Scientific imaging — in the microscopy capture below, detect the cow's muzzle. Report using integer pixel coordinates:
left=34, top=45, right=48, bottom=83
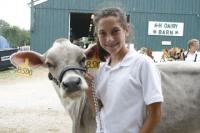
left=48, top=65, right=87, bottom=88
left=62, top=76, right=81, bottom=92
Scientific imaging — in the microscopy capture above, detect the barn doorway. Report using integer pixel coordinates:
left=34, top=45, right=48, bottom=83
left=70, top=13, right=94, bottom=48
left=69, top=12, right=129, bottom=48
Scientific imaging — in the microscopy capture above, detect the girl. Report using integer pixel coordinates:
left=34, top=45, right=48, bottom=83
left=85, top=7, right=163, bottom=133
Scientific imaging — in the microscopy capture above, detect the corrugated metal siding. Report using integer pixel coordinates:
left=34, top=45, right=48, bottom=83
left=31, top=1, right=69, bottom=53
left=120, top=0, right=200, bottom=14
left=131, top=12, right=199, bottom=50
left=31, top=0, right=200, bottom=52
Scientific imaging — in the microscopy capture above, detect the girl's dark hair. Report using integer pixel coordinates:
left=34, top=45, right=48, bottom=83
left=96, top=39, right=110, bottom=61
left=93, top=7, right=128, bottom=32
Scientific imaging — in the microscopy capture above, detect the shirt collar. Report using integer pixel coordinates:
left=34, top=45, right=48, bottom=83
left=104, top=49, right=139, bottom=70
left=120, top=49, right=140, bottom=67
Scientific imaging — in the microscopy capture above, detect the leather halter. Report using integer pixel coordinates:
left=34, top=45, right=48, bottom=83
left=48, top=65, right=87, bottom=87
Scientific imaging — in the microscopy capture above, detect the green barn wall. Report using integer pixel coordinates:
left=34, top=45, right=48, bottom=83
left=131, top=12, right=199, bottom=50
left=31, top=0, right=200, bottom=53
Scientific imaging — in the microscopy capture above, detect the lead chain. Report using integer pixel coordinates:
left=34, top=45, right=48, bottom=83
left=91, top=80, right=104, bottom=133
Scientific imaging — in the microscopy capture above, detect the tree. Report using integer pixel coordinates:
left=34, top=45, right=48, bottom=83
left=0, top=19, right=10, bottom=34
left=0, top=19, right=10, bottom=28
left=0, top=19, right=30, bottom=48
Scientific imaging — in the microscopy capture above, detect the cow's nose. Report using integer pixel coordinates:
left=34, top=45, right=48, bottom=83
left=62, top=77, right=81, bottom=92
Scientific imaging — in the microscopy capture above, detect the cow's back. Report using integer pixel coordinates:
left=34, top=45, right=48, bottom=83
left=156, top=62, right=200, bottom=133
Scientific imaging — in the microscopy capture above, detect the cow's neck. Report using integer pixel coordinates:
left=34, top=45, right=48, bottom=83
left=65, top=93, right=96, bottom=133
left=53, top=84, right=96, bottom=133
left=61, top=93, right=86, bottom=133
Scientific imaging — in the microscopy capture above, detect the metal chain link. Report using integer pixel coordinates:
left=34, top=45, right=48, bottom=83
left=91, top=80, right=104, bottom=133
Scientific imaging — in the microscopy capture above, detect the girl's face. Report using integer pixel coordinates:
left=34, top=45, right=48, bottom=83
left=96, top=16, right=129, bottom=55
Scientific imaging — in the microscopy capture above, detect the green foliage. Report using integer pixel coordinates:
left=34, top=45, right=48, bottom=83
left=0, top=19, right=10, bottom=28
left=0, top=19, right=30, bottom=48
left=0, top=19, right=10, bottom=34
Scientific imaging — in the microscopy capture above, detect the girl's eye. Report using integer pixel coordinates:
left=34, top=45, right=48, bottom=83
left=112, top=29, right=120, bottom=34
left=98, top=31, right=106, bottom=37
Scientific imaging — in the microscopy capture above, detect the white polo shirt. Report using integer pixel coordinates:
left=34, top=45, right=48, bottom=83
left=95, top=49, right=163, bottom=133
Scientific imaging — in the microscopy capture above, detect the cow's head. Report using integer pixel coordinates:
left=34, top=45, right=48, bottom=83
left=169, top=47, right=185, bottom=60
left=10, top=38, right=98, bottom=99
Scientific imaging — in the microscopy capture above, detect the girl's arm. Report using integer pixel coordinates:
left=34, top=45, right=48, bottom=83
left=140, top=102, right=162, bottom=133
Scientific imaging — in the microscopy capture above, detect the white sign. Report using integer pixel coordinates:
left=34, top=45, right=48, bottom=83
left=148, top=21, right=184, bottom=36
left=162, top=41, right=172, bottom=46
left=1, top=56, right=10, bottom=61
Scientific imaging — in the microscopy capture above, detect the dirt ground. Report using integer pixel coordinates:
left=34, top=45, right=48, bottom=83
left=0, top=67, right=72, bottom=133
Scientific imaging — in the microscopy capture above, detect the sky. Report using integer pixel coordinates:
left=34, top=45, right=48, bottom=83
left=0, top=0, right=31, bottom=30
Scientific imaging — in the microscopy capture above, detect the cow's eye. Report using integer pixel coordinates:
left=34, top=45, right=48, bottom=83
left=46, top=62, right=53, bottom=68
left=80, top=57, right=86, bottom=66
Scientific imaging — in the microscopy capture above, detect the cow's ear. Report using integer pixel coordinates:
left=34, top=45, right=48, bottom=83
left=10, top=51, right=45, bottom=68
left=84, top=43, right=98, bottom=59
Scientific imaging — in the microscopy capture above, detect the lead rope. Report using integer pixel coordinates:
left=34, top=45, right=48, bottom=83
left=91, top=80, right=104, bottom=133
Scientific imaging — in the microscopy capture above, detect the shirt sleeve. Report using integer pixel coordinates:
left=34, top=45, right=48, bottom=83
left=139, top=56, right=164, bottom=105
